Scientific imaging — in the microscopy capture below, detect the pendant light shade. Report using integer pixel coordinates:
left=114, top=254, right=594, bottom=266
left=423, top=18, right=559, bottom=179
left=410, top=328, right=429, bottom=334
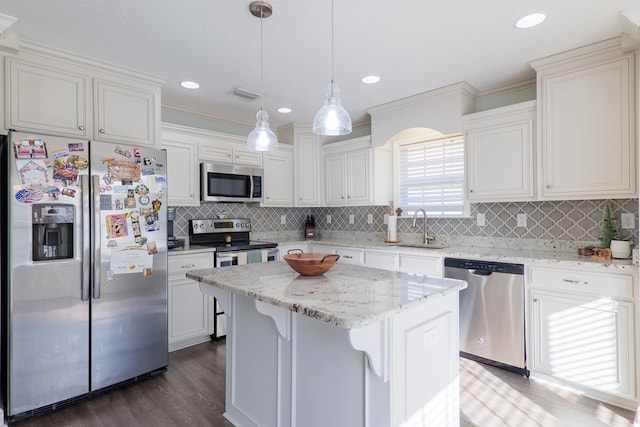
left=247, top=1, right=278, bottom=151
left=313, top=0, right=352, bottom=136
left=247, top=109, right=278, bottom=151
left=313, top=81, right=351, bottom=136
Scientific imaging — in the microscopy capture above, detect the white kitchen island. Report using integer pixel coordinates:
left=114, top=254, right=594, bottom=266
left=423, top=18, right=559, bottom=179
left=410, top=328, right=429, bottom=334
left=186, top=262, right=467, bottom=427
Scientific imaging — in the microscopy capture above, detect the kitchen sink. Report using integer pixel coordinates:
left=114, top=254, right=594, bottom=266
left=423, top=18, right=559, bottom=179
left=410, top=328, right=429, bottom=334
left=393, top=243, right=448, bottom=249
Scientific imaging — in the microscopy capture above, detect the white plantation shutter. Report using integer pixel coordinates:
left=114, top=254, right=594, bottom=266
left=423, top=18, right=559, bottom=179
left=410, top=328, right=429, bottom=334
left=398, top=134, right=466, bottom=217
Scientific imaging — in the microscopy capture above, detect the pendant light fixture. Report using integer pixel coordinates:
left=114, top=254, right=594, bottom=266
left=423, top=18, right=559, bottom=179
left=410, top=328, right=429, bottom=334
left=313, top=0, right=352, bottom=136
left=247, top=1, right=278, bottom=151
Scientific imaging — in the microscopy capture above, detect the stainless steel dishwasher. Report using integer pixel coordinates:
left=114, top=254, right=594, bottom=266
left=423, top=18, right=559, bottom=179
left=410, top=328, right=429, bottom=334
left=444, top=257, right=528, bottom=376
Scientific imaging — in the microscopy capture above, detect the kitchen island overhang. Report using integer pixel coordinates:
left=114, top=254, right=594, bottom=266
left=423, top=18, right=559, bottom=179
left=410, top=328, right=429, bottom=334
left=187, top=262, right=467, bottom=427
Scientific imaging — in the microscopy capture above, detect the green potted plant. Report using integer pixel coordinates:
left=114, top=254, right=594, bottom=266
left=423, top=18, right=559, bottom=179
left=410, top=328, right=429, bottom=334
left=599, top=204, right=620, bottom=248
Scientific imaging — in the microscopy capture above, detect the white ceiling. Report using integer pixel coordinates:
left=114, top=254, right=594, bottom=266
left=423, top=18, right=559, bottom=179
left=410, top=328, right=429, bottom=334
left=0, top=0, right=638, bottom=131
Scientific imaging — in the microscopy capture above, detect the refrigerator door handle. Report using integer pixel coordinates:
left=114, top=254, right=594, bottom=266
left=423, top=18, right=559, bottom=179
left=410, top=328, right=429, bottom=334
left=81, top=175, right=91, bottom=301
left=92, top=175, right=101, bottom=299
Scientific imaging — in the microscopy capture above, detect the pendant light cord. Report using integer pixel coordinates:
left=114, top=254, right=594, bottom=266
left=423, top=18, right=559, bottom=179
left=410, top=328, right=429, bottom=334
left=260, top=8, right=265, bottom=111
left=330, top=0, right=335, bottom=84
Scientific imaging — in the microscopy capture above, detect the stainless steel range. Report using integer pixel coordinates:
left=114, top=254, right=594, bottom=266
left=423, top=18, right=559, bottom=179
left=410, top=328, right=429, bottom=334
left=189, top=218, right=278, bottom=338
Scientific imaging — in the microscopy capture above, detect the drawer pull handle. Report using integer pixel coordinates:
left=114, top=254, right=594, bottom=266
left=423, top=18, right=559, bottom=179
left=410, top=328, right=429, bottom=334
left=562, top=278, right=588, bottom=285
left=343, top=255, right=353, bottom=259
left=181, top=263, right=196, bottom=269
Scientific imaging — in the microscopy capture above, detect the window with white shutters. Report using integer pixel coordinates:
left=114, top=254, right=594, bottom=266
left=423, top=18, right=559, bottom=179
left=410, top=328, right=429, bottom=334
left=396, top=134, right=467, bottom=217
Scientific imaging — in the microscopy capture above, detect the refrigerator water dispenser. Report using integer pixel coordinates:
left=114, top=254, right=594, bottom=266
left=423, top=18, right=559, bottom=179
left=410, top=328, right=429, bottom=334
left=32, top=203, right=74, bottom=261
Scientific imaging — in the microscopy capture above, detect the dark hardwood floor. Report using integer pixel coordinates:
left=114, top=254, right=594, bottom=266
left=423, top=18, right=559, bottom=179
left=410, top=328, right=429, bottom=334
left=11, top=341, right=233, bottom=427
left=10, top=340, right=637, bottom=427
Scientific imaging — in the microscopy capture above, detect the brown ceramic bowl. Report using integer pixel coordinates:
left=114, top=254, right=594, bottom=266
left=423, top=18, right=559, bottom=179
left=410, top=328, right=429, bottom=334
left=283, top=251, right=340, bottom=276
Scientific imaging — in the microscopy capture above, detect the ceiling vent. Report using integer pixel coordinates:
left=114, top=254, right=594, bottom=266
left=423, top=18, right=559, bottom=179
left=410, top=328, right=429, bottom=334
left=230, top=87, right=261, bottom=101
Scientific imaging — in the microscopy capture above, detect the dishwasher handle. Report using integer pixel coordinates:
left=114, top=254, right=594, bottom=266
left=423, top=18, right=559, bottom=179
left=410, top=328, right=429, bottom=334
left=471, top=269, right=493, bottom=276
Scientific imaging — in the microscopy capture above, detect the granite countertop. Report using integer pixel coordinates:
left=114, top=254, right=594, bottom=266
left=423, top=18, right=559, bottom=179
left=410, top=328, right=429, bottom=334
left=186, top=262, right=467, bottom=329
left=297, top=239, right=638, bottom=272
left=171, top=238, right=638, bottom=272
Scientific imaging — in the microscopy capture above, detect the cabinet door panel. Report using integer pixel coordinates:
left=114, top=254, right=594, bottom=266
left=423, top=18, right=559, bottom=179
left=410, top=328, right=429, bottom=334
left=162, top=139, right=198, bottom=206
left=365, top=251, right=397, bottom=271
left=200, top=144, right=233, bottom=162
left=536, top=51, right=635, bottom=199
left=335, top=248, right=364, bottom=265
left=398, top=254, right=443, bottom=277
left=347, top=149, right=371, bottom=205
left=233, top=148, right=262, bottom=167
left=169, top=278, right=211, bottom=343
left=95, top=80, right=157, bottom=146
left=467, top=123, right=533, bottom=201
left=531, top=290, right=634, bottom=397
left=263, top=151, right=293, bottom=206
left=8, top=60, right=89, bottom=137
left=294, top=132, right=322, bottom=206
left=325, top=153, right=346, bottom=205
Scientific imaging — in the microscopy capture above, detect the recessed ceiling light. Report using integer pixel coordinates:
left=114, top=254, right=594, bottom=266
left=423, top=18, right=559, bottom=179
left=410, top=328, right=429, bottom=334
left=180, top=81, right=200, bottom=89
left=515, top=13, right=546, bottom=29
left=277, top=107, right=292, bottom=114
left=361, top=75, right=381, bottom=84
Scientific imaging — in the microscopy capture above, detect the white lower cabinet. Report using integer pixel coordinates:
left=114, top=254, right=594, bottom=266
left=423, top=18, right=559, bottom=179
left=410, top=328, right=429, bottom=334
left=527, top=266, right=638, bottom=409
left=335, top=247, right=365, bottom=265
left=398, top=253, right=443, bottom=277
left=278, top=243, right=308, bottom=258
left=308, top=244, right=366, bottom=266
left=365, top=250, right=398, bottom=271
left=168, top=252, right=214, bottom=351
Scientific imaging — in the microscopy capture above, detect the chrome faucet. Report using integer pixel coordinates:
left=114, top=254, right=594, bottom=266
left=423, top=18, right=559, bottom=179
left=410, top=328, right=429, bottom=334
left=412, top=209, right=435, bottom=245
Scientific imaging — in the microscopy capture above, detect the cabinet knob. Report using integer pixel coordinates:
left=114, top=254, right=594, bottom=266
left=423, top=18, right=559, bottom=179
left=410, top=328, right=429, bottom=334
left=546, top=185, right=551, bottom=189
left=341, top=195, right=344, bottom=199
left=78, top=125, right=85, bottom=131
left=99, top=129, right=106, bottom=134
left=266, top=196, right=270, bottom=199
left=469, top=189, right=474, bottom=193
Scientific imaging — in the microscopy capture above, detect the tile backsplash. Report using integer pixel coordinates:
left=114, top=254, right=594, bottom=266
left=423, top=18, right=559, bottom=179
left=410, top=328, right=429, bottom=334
left=172, top=199, right=638, bottom=252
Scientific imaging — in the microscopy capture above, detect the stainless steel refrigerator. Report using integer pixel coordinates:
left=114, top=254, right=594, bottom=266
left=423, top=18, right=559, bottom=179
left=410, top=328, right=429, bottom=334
left=3, top=131, right=168, bottom=420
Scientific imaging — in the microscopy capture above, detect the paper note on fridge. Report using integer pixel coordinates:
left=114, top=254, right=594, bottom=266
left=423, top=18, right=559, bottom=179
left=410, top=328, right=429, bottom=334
left=110, top=246, right=153, bottom=274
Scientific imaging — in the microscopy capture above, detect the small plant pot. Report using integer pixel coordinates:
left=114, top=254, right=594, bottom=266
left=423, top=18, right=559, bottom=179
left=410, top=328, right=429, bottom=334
left=610, top=240, right=632, bottom=259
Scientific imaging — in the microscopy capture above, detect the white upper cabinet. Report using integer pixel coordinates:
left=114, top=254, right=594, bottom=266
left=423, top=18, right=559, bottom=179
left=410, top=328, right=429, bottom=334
left=7, top=58, right=90, bottom=138
left=161, top=124, right=200, bottom=206
left=325, top=149, right=371, bottom=205
left=262, top=147, right=293, bottom=207
left=323, top=136, right=392, bottom=206
left=5, top=46, right=163, bottom=146
left=463, top=101, right=536, bottom=202
left=199, top=135, right=263, bottom=167
left=531, top=37, right=636, bottom=200
left=324, top=152, right=347, bottom=205
left=93, top=77, right=160, bottom=146
left=293, top=126, right=323, bottom=207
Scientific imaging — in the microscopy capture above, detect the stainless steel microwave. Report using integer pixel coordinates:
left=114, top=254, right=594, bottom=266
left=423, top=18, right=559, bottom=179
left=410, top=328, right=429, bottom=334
left=200, top=162, right=263, bottom=203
